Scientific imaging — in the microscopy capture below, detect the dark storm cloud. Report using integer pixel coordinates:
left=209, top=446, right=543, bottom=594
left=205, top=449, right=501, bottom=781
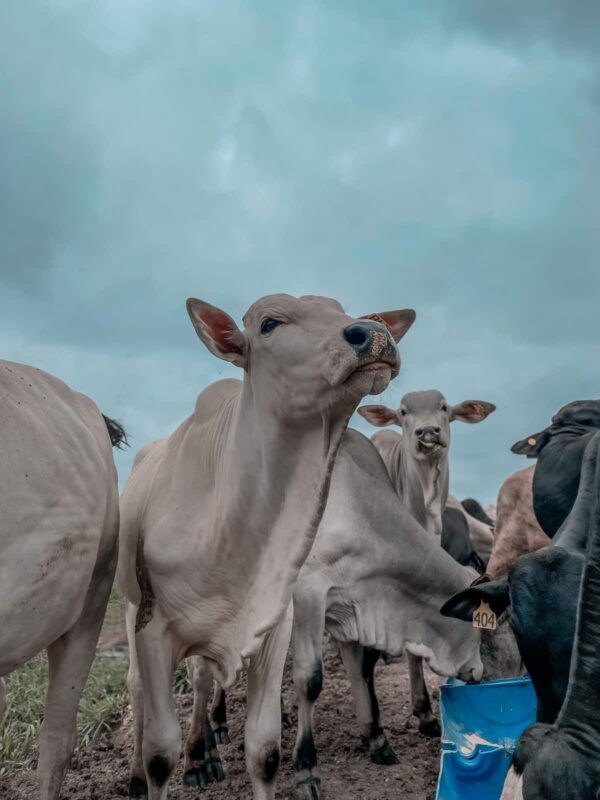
left=1, top=0, right=598, bottom=499
left=445, top=0, right=600, bottom=55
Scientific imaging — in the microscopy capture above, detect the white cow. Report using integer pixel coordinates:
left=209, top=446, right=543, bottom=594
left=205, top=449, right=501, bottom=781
left=288, top=428, right=506, bottom=799
left=357, top=390, right=495, bottom=736
left=0, top=361, right=123, bottom=799
left=118, top=295, right=415, bottom=800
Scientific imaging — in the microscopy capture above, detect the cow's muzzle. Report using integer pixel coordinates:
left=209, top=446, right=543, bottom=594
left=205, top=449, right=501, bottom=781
left=343, top=321, right=398, bottom=371
left=416, top=426, right=446, bottom=454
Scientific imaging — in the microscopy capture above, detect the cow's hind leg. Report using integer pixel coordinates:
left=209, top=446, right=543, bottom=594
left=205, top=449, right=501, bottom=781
left=210, top=684, right=231, bottom=744
left=407, top=653, right=440, bottom=737
left=183, top=656, right=225, bottom=788
left=126, top=603, right=148, bottom=798
left=37, top=535, right=117, bottom=800
left=291, top=600, right=326, bottom=800
left=0, top=677, right=6, bottom=721
left=245, top=607, right=293, bottom=800
left=339, top=643, right=399, bottom=764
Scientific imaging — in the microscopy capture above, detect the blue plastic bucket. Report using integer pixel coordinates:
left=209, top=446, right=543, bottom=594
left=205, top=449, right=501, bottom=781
left=435, top=676, right=537, bottom=800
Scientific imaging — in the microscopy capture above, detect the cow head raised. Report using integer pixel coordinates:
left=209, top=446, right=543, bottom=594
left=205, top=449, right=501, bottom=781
left=186, top=295, right=415, bottom=422
left=512, top=399, right=600, bottom=458
left=358, top=390, right=496, bottom=461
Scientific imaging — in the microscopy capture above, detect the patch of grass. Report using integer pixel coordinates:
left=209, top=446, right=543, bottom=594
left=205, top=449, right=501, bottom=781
left=0, top=587, right=193, bottom=782
left=0, top=597, right=129, bottom=785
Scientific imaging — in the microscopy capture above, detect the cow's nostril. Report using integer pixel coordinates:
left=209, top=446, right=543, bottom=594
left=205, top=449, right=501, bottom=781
left=433, top=426, right=441, bottom=434
left=415, top=427, right=424, bottom=437
left=344, top=324, right=369, bottom=349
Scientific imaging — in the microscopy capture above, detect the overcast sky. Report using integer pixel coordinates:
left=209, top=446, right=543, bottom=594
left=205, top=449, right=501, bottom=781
left=2, top=1, right=599, bottom=503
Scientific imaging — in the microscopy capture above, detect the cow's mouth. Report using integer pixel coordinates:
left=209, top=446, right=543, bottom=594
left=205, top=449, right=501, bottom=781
left=417, top=440, right=446, bottom=455
left=355, top=360, right=393, bottom=373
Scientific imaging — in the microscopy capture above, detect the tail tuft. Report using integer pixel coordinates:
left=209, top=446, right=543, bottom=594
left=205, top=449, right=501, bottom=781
left=102, top=414, right=129, bottom=449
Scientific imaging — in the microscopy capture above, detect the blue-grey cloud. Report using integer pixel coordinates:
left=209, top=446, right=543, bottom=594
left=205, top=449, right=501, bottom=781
left=1, top=1, right=598, bottom=502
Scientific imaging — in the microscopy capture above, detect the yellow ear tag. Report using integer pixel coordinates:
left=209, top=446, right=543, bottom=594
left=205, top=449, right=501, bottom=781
left=473, top=601, right=497, bottom=630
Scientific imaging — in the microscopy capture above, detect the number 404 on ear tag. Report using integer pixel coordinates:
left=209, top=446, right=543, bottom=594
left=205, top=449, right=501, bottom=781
left=473, top=601, right=497, bottom=630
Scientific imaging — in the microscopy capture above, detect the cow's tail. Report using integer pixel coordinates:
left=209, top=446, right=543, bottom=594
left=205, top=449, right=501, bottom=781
left=102, top=414, right=129, bottom=449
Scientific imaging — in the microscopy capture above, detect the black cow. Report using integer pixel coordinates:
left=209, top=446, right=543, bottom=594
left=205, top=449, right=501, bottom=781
left=512, top=399, right=600, bottom=538
left=441, top=506, right=487, bottom=573
left=511, top=431, right=600, bottom=800
left=441, top=431, right=600, bottom=730
left=461, top=497, right=495, bottom=528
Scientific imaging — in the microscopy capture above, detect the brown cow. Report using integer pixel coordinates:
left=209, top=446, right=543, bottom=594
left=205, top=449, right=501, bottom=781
left=487, top=466, right=550, bottom=580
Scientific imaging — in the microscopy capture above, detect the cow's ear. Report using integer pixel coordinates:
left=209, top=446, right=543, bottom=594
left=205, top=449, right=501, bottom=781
left=511, top=429, right=551, bottom=457
left=440, top=581, right=510, bottom=622
left=186, top=299, right=247, bottom=368
left=358, top=405, right=400, bottom=428
left=450, top=400, right=496, bottom=424
left=361, top=309, right=416, bottom=343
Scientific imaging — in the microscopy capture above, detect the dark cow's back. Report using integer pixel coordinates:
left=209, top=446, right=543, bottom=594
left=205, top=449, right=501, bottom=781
left=441, top=506, right=486, bottom=573
left=461, top=497, right=494, bottom=528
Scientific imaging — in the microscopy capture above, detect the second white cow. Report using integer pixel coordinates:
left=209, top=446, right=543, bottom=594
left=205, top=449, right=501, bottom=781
left=118, top=294, right=415, bottom=800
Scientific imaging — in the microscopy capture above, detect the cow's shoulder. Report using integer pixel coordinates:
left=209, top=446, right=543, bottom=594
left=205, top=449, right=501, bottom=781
left=193, top=379, right=242, bottom=425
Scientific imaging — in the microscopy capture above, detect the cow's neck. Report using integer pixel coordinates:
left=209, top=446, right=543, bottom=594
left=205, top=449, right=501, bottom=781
left=395, top=446, right=449, bottom=535
left=557, top=432, right=600, bottom=751
left=320, top=451, right=476, bottom=672
left=216, top=381, right=351, bottom=658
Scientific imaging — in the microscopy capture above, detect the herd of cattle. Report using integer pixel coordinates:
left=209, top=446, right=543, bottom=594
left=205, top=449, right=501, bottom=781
left=1, top=293, right=599, bottom=800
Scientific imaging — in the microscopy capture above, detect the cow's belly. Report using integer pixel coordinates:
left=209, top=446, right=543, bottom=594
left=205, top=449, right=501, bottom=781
left=0, top=500, right=106, bottom=675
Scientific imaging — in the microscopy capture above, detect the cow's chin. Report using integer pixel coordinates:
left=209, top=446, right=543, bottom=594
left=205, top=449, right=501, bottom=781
left=344, top=362, right=394, bottom=397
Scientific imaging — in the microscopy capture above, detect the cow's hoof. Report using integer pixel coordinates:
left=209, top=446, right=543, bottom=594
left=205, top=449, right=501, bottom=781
left=418, top=717, right=441, bottom=738
left=282, top=710, right=294, bottom=729
left=206, top=755, right=226, bottom=782
left=370, top=740, right=399, bottom=765
left=213, top=725, right=230, bottom=745
left=294, top=775, right=323, bottom=800
left=183, top=769, right=203, bottom=789
left=183, top=757, right=226, bottom=789
left=128, top=775, right=148, bottom=798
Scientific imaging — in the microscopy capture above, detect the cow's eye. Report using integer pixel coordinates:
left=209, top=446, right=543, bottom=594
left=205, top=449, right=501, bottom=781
left=401, top=409, right=407, bottom=416
left=260, top=318, right=281, bottom=335
left=442, top=404, right=448, bottom=412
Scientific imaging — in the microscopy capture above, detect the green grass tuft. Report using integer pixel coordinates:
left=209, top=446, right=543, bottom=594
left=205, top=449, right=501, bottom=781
left=0, top=654, right=128, bottom=781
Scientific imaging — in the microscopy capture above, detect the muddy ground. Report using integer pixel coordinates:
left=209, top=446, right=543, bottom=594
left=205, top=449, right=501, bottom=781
left=1, top=637, right=442, bottom=800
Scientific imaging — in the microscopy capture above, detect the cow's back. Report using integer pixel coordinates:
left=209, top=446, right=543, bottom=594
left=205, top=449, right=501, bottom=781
left=487, top=466, right=549, bottom=579
left=0, top=361, right=118, bottom=672
left=117, top=379, right=241, bottom=603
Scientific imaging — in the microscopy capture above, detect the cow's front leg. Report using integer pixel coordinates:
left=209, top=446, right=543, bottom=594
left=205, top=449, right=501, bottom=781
left=183, top=656, right=225, bottom=788
left=210, top=684, right=231, bottom=744
left=339, top=643, right=399, bottom=764
left=135, top=616, right=182, bottom=800
left=407, top=653, right=440, bottom=737
left=245, top=607, right=293, bottom=800
left=291, top=596, right=326, bottom=800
